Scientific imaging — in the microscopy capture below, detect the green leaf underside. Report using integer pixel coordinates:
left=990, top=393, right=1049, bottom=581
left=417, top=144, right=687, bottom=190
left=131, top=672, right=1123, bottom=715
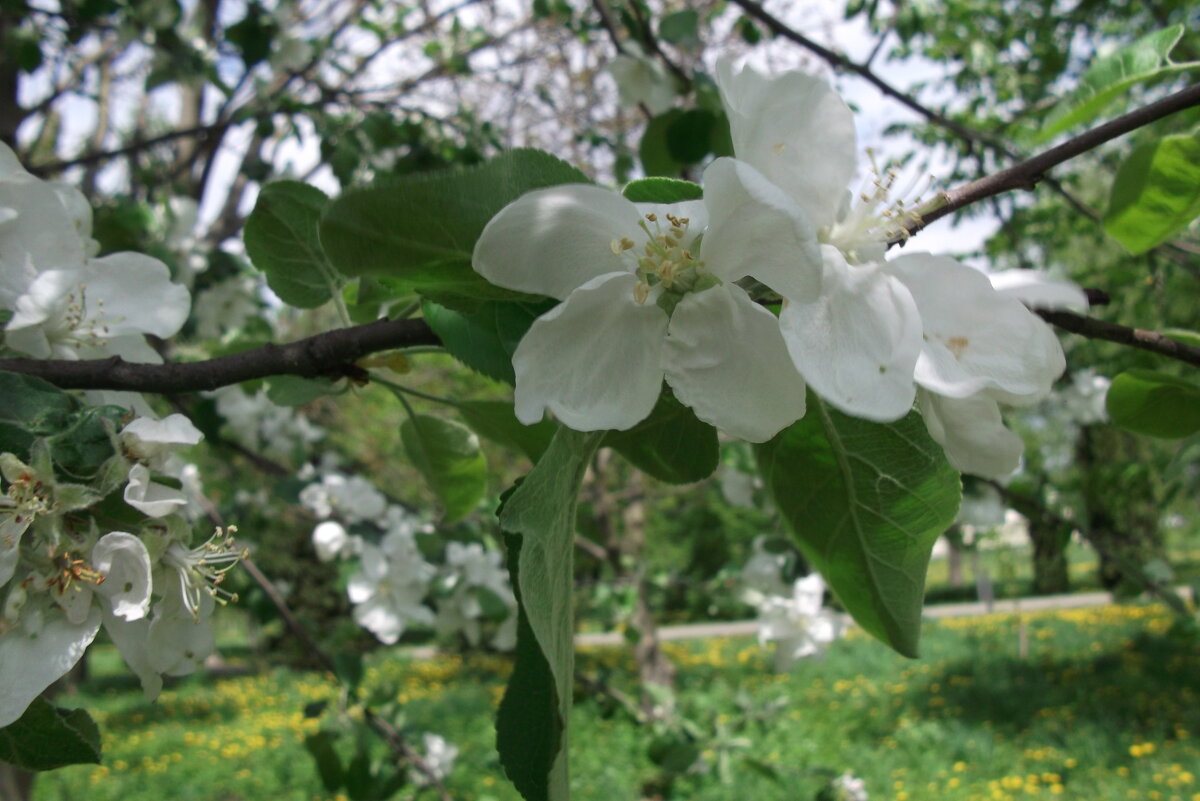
left=1163, top=328, right=1200, bottom=349
left=496, top=532, right=561, bottom=801
left=1033, top=24, right=1190, bottom=144
left=1104, top=130, right=1200, bottom=255
left=754, top=395, right=960, bottom=658
left=456, top=400, right=556, bottom=462
left=639, top=110, right=685, bottom=177
left=496, top=428, right=604, bottom=801
left=243, top=181, right=339, bottom=308
left=319, top=149, right=590, bottom=281
left=304, top=732, right=344, bottom=792
left=422, top=299, right=554, bottom=385
left=604, top=390, right=719, bottom=484
left=266, top=375, right=338, bottom=407
left=399, top=414, right=488, bottom=523
left=622, top=177, right=703, bottom=204
left=0, top=371, right=122, bottom=478
left=1106, top=369, right=1200, bottom=439
left=0, top=698, right=102, bottom=771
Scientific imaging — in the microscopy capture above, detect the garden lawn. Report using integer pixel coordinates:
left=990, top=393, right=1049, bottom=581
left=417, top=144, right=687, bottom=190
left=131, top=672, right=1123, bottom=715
left=33, top=603, right=1200, bottom=801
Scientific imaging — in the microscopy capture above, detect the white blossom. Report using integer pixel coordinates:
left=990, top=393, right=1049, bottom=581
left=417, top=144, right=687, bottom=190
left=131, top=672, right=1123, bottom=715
left=0, top=142, right=191, bottom=362
left=473, top=181, right=809, bottom=441
left=754, top=573, right=845, bottom=671
left=711, top=61, right=923, bottom=421
left=347, top=530, right=435, bottom=645
left=607, top=48, right=676, bottom=114
left=410, top=733, right=459, bottom=787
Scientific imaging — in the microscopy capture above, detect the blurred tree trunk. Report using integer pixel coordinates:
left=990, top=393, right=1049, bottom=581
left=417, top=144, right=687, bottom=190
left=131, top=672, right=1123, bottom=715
left=1078, top=427, right=1166, bottom=593
left=943, top=525, right=965, bottom=588
left=1028, top=517, right=1071, bottom=595
left=0, top=764, right=34, bottom=801
left=587, top=454, right=674, bottom=718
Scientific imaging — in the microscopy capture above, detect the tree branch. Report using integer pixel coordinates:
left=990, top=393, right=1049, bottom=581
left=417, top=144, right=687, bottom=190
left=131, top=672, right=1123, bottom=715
left=0, top=318, right=441, bottom=393
left=897, top=83, right=1200, bottom=241
left=1035, top=309, right=1200, bottom=368
left=26, top=121, right=232, bottom=176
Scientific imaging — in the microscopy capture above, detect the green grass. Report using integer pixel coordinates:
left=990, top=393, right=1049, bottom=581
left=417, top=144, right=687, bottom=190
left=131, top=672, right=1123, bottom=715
left=32, top=602, right=1200, bottom=801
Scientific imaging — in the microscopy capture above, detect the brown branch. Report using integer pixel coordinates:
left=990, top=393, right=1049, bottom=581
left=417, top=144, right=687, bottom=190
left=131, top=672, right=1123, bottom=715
left=1035, top=309, right=1200, bottom=368
left=0, top=318, right=441, bottom=393
left=26, top=122, right=232, bottom=176
left=732, top=0, right=1200, bottom=264
left=898, top=82, right=1200, bottom=241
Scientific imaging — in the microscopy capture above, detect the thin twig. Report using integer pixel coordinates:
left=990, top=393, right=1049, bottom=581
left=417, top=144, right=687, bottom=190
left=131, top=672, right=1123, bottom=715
left=1034, top=309, right=1200, bottom=368
left=897, top=83, right=1200, bottom=241
left=240, top=559, right=454, bottom=801
left=26, top=122, right=232, bottom=176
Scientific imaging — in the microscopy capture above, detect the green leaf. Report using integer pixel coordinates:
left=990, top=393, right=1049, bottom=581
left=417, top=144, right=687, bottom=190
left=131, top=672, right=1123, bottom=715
left=0, top=698, right=101, bottom=771
left=658, top=9, right=699, bottom=48
left=496, top=428, right=604, bottom=801
left=1033, top=25, right=1193, bottom=144
left=639, top=110, right=685, bottom=177
left=1164, top=328, right=1200, bottom=349
left=265, top=375, right=339, bottom=407
left=1106, top=369, right=1200, bottom=439
left=422, top=299, right=554, bottom=384
left=622, top=177, right=703, bottom=203
left=304, top=732, right=344, bottom=792
left=244, top=181, right=341, bottom=308
left=320, top=149, right=589, bottom=283
left=755, top=396, right=960, bottom=657
left=666, top=109, right=718, bottom=164
left=604, top=391, right=719, bottom=484
left=1103, top=130, right=1200, bottom=255
left=496, top=532, right=562, bottom=801
left=0, top=372, right=121, bottom=476
left=400, top=414, right=488, bottom=522
left=457, top=400, right=556, bottom=462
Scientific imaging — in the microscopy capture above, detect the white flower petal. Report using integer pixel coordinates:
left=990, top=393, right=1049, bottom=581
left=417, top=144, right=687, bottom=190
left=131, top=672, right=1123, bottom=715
left=473, top=184, right=640, bottom=300
left=313, top=521, right=349, bottom=562
left=918, top=390, right=1024, bottom=479
left=779, top=246, right=921, bottom=421
left=75, top=252, right=191, bottom=338
left=0, top=515, right=33, bottom=588
left=989, top=270, right=1089, bottom=312
left=93, top=532, right=153, bottom=622
left=124, top=463, right=189, bottom=517
left=101, top=612, right=163, bottom=699
left=146, top=610, right=215, bottom=676
left=888, top=254, right=1066, bottom=400
left=701, top=158, right=821, bottom=300
left=608, top=54, right=676, bottom=114
left=716, top=60, right=857, bottom=230
left=512, top=272, right=667, bottom=431
left=663, top=284, right=806, bottom=442
left=0, top=607, right=101, bottom=727
left=121, top=414, right=204, bottom=463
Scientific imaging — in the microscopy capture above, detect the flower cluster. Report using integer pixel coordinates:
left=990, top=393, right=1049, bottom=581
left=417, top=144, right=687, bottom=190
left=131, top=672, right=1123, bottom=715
left=0, top=143, right=242, bottom=727
left=0, top=415, right=242, bottom=726
left=303, top=467, right=517, bottom=649
left=0, top=143, right=190, bottom=394
left=472, top=63, right=1087, bottom=478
